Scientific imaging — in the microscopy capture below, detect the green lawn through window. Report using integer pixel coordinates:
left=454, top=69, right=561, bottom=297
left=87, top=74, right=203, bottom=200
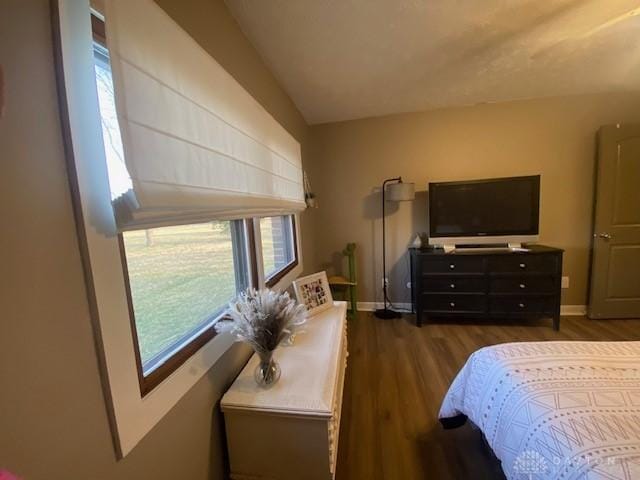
left=123, top=222, right=238, bottom=366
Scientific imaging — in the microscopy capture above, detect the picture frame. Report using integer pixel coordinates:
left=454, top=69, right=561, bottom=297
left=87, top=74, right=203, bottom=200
left=293, top=271, right=333, bottom=317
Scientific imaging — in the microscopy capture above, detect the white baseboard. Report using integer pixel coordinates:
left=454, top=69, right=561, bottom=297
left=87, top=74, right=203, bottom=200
left=355, top=302, right=587, bottom=316
left=560, top=305, right=587, bottom=316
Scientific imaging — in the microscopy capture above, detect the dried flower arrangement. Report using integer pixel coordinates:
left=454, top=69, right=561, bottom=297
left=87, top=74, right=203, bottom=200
left=216, top=288, right=307, bottom=387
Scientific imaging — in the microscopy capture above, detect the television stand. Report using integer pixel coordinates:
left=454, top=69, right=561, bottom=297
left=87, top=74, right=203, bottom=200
left=410, top=244, right=563, bottom=330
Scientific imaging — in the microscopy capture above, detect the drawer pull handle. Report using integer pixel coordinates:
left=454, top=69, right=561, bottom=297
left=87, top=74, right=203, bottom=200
left=519, top=283, right=526, bottom=289
left=519, top=263, right=526, bottom=269
left=518, top=302, right=525, bottom=308
left=449, top=302, right=456, bottom=308
left=450, top=283, right=456, bottom=289
left=449, top=264, right=455, bottom=270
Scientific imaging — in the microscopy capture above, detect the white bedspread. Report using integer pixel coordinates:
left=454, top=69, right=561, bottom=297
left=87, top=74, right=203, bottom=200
left=439, top=341, right=640, bottom=479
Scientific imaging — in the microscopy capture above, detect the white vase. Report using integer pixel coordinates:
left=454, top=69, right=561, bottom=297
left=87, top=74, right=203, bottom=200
left=412, top=234, right=423, bottom=248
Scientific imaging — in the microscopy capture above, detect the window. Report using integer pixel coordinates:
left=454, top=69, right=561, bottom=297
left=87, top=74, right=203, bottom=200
left=92, top=34, right=301, bottom=394
left=93, top=36, right=253, bottom=394
left=94, top=42, right=132, bottom=200
left=121, top=221, right=249, bottom=385
left=261, top=215, right=298, bottom=287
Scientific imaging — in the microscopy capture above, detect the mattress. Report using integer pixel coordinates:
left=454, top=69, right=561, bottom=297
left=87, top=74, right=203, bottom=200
left=439, top=341, right=640, bottom=479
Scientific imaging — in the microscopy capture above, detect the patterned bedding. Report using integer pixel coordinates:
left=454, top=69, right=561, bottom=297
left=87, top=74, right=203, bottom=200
left=439, top=341, right=640, bottom=479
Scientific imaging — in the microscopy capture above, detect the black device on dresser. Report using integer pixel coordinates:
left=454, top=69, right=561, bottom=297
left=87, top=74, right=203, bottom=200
left=410, top=245, right=563, bottom=330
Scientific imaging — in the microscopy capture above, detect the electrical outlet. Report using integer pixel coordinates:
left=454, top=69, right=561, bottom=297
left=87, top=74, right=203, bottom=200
left=562, top=276, right=570, bottom=289
left=382, top=277, right=389, bottom=288
left=406, top=282, right=412, bottom=289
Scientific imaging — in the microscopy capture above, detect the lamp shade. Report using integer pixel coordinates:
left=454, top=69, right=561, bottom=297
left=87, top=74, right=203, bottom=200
left=386, top=182, right=415, bottom=202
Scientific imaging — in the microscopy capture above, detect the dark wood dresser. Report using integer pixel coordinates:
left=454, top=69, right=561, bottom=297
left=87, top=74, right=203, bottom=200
left=410, top=245, right=563, bottom=330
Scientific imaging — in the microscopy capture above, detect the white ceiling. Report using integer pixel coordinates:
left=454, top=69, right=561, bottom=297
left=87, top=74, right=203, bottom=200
left=224, top=0, right=640, bottom=124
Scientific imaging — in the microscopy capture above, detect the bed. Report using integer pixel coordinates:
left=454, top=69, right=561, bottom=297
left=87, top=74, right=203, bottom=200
left=439, top=341, right=640, bottom=479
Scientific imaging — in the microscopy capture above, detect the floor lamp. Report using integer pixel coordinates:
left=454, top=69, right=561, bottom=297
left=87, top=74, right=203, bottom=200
left=375, top=177, right=415, bottom=319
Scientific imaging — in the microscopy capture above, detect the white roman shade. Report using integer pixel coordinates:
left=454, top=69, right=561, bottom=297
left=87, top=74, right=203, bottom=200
left=104, top=0, right=305, bottom=230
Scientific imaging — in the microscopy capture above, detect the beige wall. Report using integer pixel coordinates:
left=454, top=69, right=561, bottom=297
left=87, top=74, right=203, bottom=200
left=0, top=1, right=308, bottom=479
left=308, top=93, right=640, bottom=307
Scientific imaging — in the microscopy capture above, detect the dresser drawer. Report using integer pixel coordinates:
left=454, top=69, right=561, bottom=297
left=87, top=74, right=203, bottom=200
left=489, top=295, right=555, bottom=314
left=488, top=254, right=558, bottom=274
left=423, top=294, right=486, bottom=313
left=490, top=276, right=556, bottom=294
left=421, top=256, right=485, bottom=274
left=422, top=276, right=486, bottom=293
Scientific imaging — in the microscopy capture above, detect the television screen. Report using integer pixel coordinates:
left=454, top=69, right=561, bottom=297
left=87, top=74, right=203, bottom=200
left=429, top=176, right=540, bottom=238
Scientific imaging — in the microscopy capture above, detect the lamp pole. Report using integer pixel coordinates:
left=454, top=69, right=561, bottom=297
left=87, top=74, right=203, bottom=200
left=375, top=177, right=403, bottom=319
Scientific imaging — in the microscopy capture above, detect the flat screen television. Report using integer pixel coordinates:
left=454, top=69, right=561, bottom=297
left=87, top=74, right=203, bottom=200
left=428, top=175, right=540, bottom=248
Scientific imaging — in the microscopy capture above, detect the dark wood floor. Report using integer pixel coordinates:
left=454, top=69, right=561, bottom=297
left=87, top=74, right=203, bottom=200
left=335, top=313, right=640, bottom=480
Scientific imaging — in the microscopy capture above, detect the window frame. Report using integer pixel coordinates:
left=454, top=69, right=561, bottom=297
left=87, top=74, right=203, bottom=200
left=53, top=2, right=304, bottom=458
left=263, top=215, right=299, bottom=288
left=119, top=220, right=252, bottom=396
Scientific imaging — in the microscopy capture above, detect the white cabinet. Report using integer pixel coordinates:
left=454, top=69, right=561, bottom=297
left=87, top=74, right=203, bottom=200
left=221, top=302, right=348, bottom=480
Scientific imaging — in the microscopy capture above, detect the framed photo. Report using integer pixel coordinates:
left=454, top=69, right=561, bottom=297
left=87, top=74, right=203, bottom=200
left=293, top=271, right=333, bottom=317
